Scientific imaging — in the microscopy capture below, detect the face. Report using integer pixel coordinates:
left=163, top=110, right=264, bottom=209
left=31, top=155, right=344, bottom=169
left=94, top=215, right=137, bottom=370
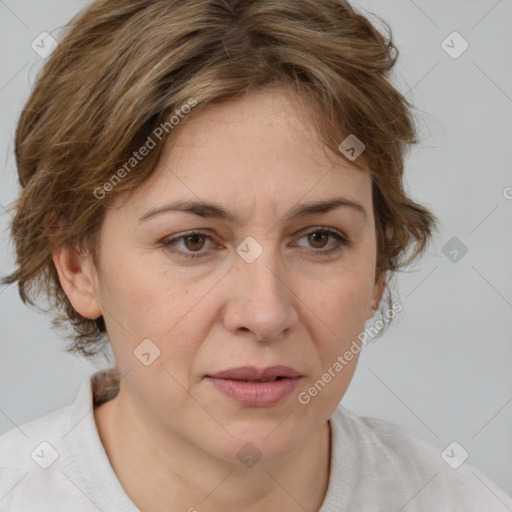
left=64, top=87, right=384, bottom=465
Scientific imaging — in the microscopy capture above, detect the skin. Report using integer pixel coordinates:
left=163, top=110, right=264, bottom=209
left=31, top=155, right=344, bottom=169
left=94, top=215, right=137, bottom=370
left=53, top=86, right=385, bottom=512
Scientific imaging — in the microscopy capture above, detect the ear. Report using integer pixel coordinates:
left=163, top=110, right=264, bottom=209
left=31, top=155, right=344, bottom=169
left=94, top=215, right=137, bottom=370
left=52, top=243, right=102, bottom=319
left=365, top=275, right=386, bottom=321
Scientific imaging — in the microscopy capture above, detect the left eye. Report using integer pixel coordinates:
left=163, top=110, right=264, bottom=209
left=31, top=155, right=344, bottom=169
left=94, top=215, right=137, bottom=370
left=293, top=228, right=350, bottom=256
left=161, top=228, right=349, bottom=259
left=298, top=229, right=343, bottom=250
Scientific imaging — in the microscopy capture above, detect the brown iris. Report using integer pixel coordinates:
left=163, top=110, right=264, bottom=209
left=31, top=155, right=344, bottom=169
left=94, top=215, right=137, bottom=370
left=307, top=231, right=329, bottom=249
left=184, top=234, right=206, bottom=252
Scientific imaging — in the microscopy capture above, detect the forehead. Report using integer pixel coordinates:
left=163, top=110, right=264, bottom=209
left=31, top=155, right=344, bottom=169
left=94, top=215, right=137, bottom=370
left=114, top=87, right=373, bottom=223
left=163, top=87, right=339, bottom=169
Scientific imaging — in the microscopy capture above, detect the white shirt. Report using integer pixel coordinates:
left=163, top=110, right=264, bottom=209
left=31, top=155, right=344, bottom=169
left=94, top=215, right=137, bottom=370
left=1, top=369, right=511, bottom=511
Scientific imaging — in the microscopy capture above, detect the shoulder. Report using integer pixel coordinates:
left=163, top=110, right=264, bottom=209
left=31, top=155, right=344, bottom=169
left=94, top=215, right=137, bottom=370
left=0, top=375, right=107, bottom=511
left=0, top=403, right=72, bottom=471
left=0, top=367, right=119, bottom=474
left=329, top=405, right=512, bottom=511
left=0, top=403, right=74, bottom=508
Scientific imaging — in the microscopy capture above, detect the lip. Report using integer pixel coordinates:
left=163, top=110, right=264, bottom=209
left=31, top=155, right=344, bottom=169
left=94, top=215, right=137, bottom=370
left=205, top=365, right=303, bottom=407
left=207, top=365, right=302, bottom=380
left=204, top=376, right=302, bottom=407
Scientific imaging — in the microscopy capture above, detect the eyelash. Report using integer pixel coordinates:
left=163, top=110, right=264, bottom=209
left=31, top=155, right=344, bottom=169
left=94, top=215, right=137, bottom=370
left=160, top=228, right=351, bottom=260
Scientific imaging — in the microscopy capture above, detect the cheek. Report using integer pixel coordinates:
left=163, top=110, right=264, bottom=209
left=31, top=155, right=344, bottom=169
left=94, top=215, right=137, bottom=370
left=99, top=258, right=222, bottom=376
left=297, top=271, right=372, bottom=413
left=311, top=261, right=375, bottom=336
left=98, top=248, right=181, bottom=328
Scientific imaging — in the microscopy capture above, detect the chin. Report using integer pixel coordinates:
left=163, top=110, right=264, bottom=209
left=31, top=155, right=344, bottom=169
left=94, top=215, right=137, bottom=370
left=203, top=424, right=304, bottom=467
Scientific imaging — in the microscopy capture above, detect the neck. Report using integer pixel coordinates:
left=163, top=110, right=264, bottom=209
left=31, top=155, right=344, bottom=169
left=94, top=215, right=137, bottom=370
left=94, top=382, right=331, bottom=512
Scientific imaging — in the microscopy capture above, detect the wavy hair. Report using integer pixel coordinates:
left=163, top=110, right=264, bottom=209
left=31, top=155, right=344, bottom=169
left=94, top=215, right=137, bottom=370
left=2, top=0, right=438, bottom=358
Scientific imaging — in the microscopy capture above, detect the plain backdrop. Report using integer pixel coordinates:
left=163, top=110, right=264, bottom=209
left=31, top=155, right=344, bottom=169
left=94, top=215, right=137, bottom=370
left=1, top=0, right=511, bottom=497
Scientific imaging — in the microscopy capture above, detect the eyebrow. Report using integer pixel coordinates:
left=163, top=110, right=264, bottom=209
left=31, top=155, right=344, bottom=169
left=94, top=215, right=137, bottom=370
left=138, top=197, right=367, bottom=224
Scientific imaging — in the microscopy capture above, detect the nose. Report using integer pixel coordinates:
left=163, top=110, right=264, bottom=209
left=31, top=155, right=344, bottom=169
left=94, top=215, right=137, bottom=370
left=222, top=244, right=298, bottom=342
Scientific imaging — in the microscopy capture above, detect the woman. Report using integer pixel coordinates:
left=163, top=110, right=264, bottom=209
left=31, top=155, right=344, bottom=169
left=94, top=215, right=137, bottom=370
left=1, top=0, right=510, bottom=510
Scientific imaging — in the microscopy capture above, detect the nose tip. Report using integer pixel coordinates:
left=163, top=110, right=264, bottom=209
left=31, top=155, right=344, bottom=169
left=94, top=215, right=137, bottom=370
left=224, top=255, right=297, bottom=343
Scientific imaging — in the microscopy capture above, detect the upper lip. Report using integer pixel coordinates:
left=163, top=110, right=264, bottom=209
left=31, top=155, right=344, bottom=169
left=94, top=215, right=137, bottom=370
left=206, top=365, right=302, bottom=380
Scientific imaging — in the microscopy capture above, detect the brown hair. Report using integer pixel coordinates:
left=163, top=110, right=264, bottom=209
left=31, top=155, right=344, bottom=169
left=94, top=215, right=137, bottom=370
left=2, top=0, right=438, bottom=359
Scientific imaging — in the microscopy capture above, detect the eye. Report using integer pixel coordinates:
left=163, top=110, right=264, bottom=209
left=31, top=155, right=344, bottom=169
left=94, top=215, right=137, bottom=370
left=161, top=231, right=214, bottom=259
left=294, top=227, right=351, bottom=256
left=161, top=227, right=351, bottom=260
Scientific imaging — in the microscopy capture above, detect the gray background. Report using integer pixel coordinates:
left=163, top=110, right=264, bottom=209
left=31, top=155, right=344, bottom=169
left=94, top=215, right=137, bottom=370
left=1, top=0, right=511, bottom=497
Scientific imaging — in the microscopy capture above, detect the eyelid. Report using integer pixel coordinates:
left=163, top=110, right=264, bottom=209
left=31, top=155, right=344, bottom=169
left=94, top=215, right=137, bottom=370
left=295, top=225, right=349, bottom=241
left=291, top=226, right=351, bottom=253
left=160, top=230, right=217, bottom=258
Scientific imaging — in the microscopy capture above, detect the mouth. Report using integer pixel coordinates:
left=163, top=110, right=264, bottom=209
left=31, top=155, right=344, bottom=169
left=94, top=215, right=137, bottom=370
left=206, top=365, right=303, bottom=381
left=230, top=376, right=285, bottom=382
left=204, top=366, right=303, bottom=407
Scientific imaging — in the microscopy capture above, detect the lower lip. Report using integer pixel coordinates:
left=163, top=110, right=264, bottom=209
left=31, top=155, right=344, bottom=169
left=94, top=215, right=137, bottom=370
left=204, top=376, right=302, bottom=407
